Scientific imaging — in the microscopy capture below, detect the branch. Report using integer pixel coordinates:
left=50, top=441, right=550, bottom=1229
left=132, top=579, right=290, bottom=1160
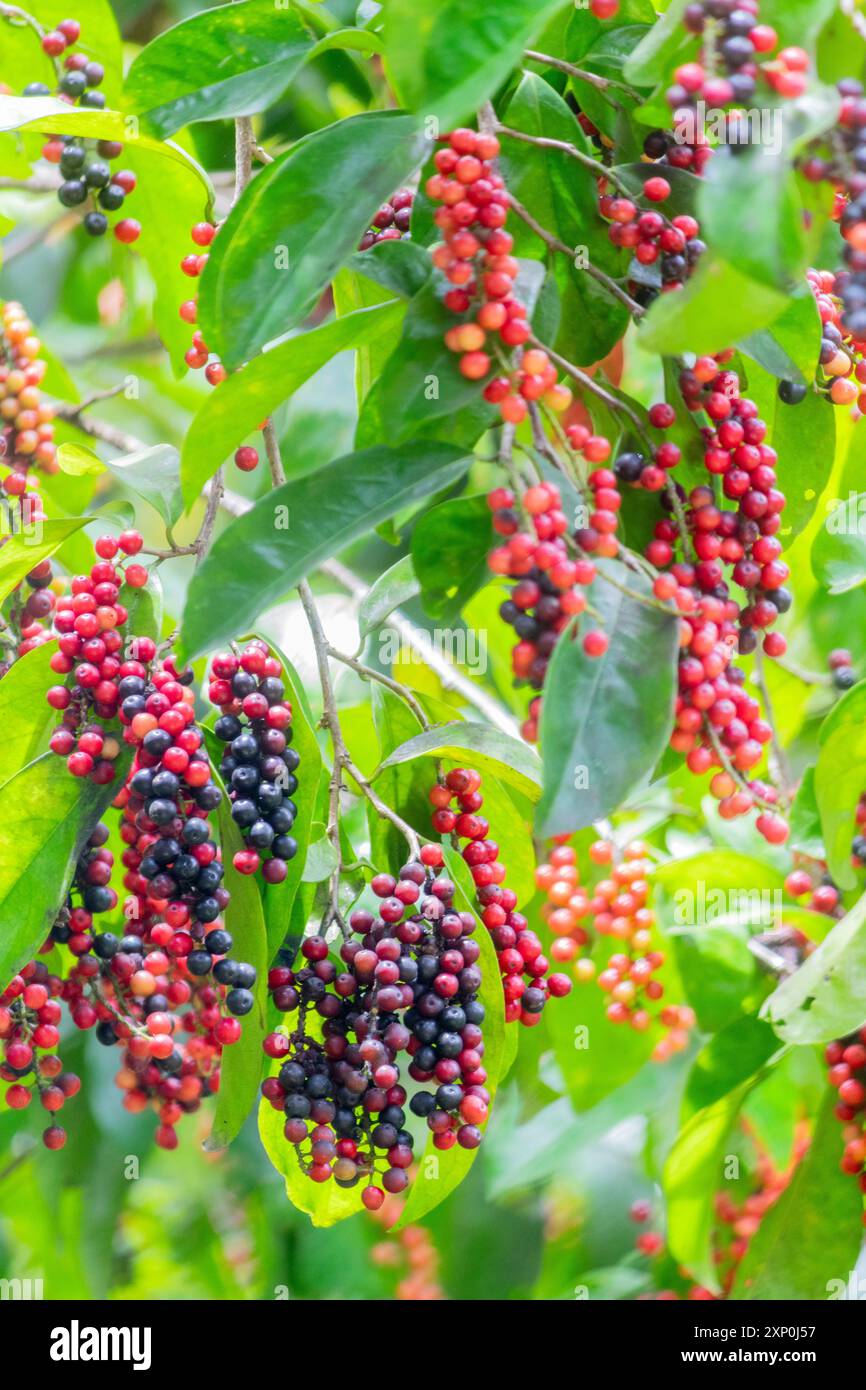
left=298, top=579, right=421, bottom=881
left=506, top=190, right=645, bottom=317
left=523, top=48, right=640, bottom=97
left=493, top=121, right=631, bottom=195
left=528, top=334, right=652, bottom=446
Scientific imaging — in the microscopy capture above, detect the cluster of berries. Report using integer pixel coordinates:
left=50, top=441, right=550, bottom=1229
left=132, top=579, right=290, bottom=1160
left=0, top=303, right=63, bottom=668
left=569, top=416, right=681, bottom=504
left=21, top=19, right=140, bottom=243
left=45, top=530, right=148, bottom=784
left=828, top=646, right=857, bottom=692
left=262, top=855, right=494, bottom=1206
left=427, top=768, right=570, bottom=1021
left=209, top=640, right=300, bottom=884
left=0, top=958, right=80, bottom=1150
left=631, top=358, right=790, bottom=842
left=599, top=175, right=706, bottom=296
left=799, top=84, right=866, bottom=409
left=0, top=301, right=58, bottom=481
left=425, top=127, right=572, bottom=424
left=486, top=479, right=609, bottom=742
left=670, top=3, right=807, bottom=112
left=779, top=269, right=865, bottom=415
left=358, top=189, right=414, bottom=249
left=536, top=839, right=694, bottom=1062
left=179, top=222, right=226, bottom=384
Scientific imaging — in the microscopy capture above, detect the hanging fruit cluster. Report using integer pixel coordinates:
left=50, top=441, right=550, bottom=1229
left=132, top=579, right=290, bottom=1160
left=536, top=838, right=695, bottom=1061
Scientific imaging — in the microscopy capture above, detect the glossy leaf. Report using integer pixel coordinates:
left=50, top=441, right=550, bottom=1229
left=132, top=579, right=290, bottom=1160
left=382, top=0, right=571, bottom=129
left=698, top=88, right=840, bottom=293
left=105, top=444, right=183, bottom=530
left=812, top=493, right=866, bottom=594
left=664, top=1080, right=756, bottom=1290
left=377, top=721, right=542, bottom=803
left=683, top=1017, right=783, bottom=1118
left=124, top=0, right=316, bottom=139
left=411, top=494, right=492, bottom=621
left=500, top=73, right=628, bottom=365
left=537, top=560, right=678, bottom=837
left=622, top=0, right=691, bottom=84
left=198, top=112, right=430, bottom=368
left=181, top=302, right=403, bottom=507
left=638, top=255, right=789, bottom=356
left=180, top=442, right=469, bottom=659
left=815, top=719, right=866, bottom=890
left=763, top=890, right=866, bottom=1044
left=0, top=641, right=58, bottom=789
left=357, top=555, right=420, bottom=641
left=0, top=517, right=88, bottom=605
left=731, top=1091, right=863, bottom=1300
left=0, top=753, right=128, bottom=984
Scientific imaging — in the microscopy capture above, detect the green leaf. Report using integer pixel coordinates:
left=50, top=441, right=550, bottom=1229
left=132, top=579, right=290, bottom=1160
left=180, top=442, right=469, bottom=660
left=754, top=379, right=834, bottom=541
left=103, top=444, right=184, bottom=530
left=0, top=641, right=58, bottom=788
left=411, top=495, right=492, bottom=621
left=56, top=443, right=104, bottom=477
left=763, top=891, right=866, bottom=1044
left=0, top=516, right=88, bottom=604
left=343, top=241, right=432, bottom=301
left=377, top=721, right=542, bottom=803
left=638, top=255, right=789, bottom=356
left=537, top=560, right=678, bottom=837
left=683, top=1017, right=783, bottom=1118
left=671, top=926, right=759, bottom=1033
left=0, top=751, right=129, bottom=985
left=180, top=302, right=403, bottom=507
left=731, top=1091, right=863, bottom=1300
left=392, top=845, right=508, bottom=1229
left=740, top=291, right=822, bottom=385
left=202, top=757, right=269, bottom=1152
left=124, top=0, right=316, bottom=139
left=758, top=0, right=840, bottom=49
left=357, top=555, right=420, bottom=641
left=815, top=720, right=866, bottom=890
left=664, top=1080, right=756, bottom=1290
left=789, top=766, right=824, bottom=858
left=198, top=112, right=430, bottom=369
left=382, top=0, right=571, bottom=129
left=698, top=88, right=840, bottom=293
left=500, top=73, right=628, bottom=365
left=562, top=0, right=654, bottom=61
left=812, top=493, right=866, bottom=594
